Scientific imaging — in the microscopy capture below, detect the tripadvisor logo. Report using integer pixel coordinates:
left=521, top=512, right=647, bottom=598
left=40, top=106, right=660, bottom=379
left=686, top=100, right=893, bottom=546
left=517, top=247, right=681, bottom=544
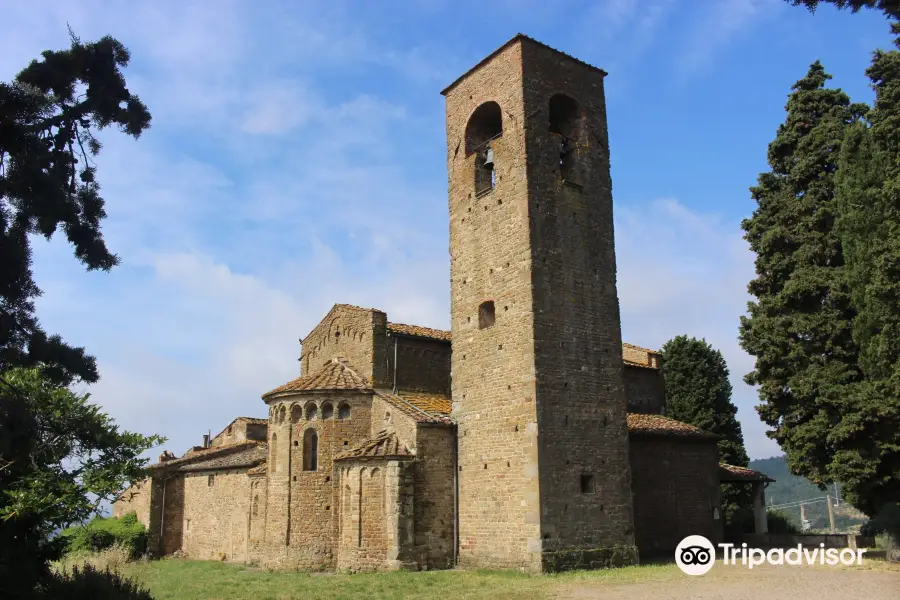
left=675, top=535, right=868, bottom=575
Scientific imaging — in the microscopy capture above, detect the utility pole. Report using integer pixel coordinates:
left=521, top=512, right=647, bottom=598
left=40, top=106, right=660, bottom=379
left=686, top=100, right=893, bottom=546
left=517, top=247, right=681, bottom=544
left=827, top=495, right=836, bottom=533
left=800, top=503, right=807, bottom=531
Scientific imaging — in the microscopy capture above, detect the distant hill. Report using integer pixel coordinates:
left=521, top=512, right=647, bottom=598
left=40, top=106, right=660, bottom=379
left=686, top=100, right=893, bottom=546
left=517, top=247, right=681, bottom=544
left=749, top=455, right=866, bottom=532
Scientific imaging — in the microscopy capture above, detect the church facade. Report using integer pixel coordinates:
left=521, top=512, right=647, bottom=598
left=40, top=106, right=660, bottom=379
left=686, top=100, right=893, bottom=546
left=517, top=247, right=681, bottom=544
left=112, top=34, right=771, bottom=573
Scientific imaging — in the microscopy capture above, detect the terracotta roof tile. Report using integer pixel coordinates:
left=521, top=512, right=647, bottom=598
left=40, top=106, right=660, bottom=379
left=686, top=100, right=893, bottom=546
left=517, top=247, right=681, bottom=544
left=263, top=357, right=369, bottom=400
left=334, top=431, right=413, bottom=461
left=177, top=444, right=267, bottom=473
left=622, top=342, right=658, bottom=354
left=152, top=442, right=264, bottom=471
left=719, top=463, right=774, bottom=483
left=400, top=391, right=452, bottom=415
left=626, top=414, right=718, bottom=439
left=247, top=463, right=267, bottom=476
left=387, top=322, right=452, bottom=342
left=376, top=391, right=454, bottom=425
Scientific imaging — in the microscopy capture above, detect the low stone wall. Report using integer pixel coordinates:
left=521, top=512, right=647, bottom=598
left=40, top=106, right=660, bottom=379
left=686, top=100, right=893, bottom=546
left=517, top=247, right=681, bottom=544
left=742, top=533, right=876, bottom=549
left=540, top=544, right=639, bottom=572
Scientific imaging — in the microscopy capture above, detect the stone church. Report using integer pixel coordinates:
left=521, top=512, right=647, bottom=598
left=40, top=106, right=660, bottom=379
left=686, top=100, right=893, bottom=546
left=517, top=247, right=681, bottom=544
left=113, top=34, right=772, bottom=573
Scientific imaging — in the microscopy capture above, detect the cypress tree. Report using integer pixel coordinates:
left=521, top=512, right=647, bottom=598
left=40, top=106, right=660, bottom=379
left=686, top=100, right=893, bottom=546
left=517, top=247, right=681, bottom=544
left=739, top=63, right=867, bottom=489
left=827, top=39, right=900, bottom=519
left=660, top=336, right=751, bottom=531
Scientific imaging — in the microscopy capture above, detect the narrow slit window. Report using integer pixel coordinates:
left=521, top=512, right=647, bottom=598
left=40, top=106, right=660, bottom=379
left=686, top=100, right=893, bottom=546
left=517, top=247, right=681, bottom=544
left=303, top=428, right=318, bottom=472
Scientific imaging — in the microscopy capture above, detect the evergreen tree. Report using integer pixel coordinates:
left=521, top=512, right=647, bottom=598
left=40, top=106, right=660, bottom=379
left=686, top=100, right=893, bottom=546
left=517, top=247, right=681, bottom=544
left=660, top=336, right=751, bottom=532
left=0, top=28, right=150, bottom=386
left=0, top=31, right=158, bottom=598
left=787, top=0, right=900, bottom=530
left=738, top=63, right=867, bottom=491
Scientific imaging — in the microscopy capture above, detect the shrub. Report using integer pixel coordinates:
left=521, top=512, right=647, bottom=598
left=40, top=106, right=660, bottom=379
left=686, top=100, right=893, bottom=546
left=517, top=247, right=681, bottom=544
left=61, top=513, right=148, bottom=558
left=42, top=564, right=154, bottom=600
left=767, top=509, right=800, bottom=534
left=54, top=542, right=133, bottom=576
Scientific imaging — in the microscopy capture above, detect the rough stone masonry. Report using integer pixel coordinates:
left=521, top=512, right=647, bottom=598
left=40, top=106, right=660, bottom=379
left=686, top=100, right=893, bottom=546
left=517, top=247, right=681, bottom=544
left=113, top=34, right=774, bottom=574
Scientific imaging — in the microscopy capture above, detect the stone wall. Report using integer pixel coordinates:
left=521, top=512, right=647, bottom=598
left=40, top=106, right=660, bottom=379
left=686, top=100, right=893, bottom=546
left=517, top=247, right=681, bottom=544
left=256, top=391, right=373, bottom=570
left=112, top=479, right=152, bottom=528
left=446, top=36, right=544, bottom=573
left=337, top=460, right=416, bottom=573
left=519, top=38, right=636, bottom=564
left=629, top=437, right=721, bottom=556
left=624, top=367, right=666, bottom=415
left=389, top=336, right=451, bottom=395
left=211, top=418, right=267, bottom=448
left=412, top=424, right=456, bottom=569
left=445, top=36, right=637, bottom=572
left=179, top=469, right=253, bottom=561
left=300, top=306, right=389, bottom=386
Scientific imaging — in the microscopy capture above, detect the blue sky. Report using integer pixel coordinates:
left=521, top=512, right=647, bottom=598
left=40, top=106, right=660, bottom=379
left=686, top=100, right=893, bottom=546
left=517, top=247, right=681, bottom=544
left=1, top=0, right=895, bottom=462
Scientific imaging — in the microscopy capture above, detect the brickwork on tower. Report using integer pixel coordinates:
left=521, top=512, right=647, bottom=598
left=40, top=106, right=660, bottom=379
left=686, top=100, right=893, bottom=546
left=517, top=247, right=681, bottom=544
left=443, top=34, right=637, bottom=572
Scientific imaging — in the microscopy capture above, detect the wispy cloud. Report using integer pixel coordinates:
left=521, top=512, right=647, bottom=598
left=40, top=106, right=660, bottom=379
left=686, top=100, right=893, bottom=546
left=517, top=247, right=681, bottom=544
left=6, top=0, right=807, bottom=468
left=674, top=0, right=782, bottom=81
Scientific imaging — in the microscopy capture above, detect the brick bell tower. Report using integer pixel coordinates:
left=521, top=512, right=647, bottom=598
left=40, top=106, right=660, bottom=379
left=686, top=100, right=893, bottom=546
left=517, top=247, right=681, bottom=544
left=442, top=35, right=637, bottom=572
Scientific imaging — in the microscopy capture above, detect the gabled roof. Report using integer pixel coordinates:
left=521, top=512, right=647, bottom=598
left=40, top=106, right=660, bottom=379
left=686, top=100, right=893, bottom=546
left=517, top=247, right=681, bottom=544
left=262, top=357, right=369, bottom=400
left=177, top=444, right=267, bottom=473
left=334, top=431, right=413, bottom=461
left=387, top=322, right=452, bottom=342
left=626, top=414, right=718, bottom=440
left=719, top=464, right=774, bottom=483
left=152, top=442, right=266, bottom=472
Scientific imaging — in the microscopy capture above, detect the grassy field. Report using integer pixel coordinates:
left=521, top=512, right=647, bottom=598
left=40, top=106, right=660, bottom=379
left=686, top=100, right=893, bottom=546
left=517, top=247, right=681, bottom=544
left=115, top=559, right=678, bottom=600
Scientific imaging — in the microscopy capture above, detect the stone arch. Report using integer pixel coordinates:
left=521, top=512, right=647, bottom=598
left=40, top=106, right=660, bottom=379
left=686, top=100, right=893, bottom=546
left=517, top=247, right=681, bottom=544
left=290, top=403, right=303, bottom=423
left=278, top=404, right=287, bottom=423
left=548, top=93, right=585, bottom=180
left=466, top=101, right=503, bottom=155
left=321, top=402, right=334, bottom=420
left=338, top=402, right=351, bottom=420
left=370, top=467, right=381, bottom=478
left=303, top=428, right=318, bottom=471
left=305, top=402, right=318, bottom=421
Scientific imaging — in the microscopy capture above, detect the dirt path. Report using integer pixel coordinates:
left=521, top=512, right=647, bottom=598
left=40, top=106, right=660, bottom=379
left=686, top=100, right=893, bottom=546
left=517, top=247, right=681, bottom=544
left=556, top=561, right=900, bottom=600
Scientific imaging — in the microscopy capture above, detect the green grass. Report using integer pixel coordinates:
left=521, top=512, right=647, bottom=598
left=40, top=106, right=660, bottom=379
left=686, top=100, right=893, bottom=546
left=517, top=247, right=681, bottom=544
left=119, top=559, right=677, bottom=600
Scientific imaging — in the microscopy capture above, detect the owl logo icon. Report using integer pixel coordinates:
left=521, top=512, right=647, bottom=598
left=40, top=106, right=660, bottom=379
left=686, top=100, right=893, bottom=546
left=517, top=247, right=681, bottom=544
left=675, top=535, right=716, bottom=575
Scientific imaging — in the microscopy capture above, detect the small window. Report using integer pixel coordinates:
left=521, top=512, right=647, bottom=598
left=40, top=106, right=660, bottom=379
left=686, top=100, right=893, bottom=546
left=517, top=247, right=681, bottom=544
left=290, top=404, right=302, bottom=423
left=384, top=411, right=392, bottom=425
left=338, top=403, right=351, bottom=420
left=208, top=474, right=215, bottom=487
left=322, top=402, right=334, bottom=420
left=580, top=474, right=594, bottom=494
left=305, top=403, right=318, bottom=421
left=478, top=301, right=496, bottom=329
left=303, top=429, right=318, bottom=472
left=186, top=519, right=191, bottom=531
left=252, top=496, right=259, bottom=517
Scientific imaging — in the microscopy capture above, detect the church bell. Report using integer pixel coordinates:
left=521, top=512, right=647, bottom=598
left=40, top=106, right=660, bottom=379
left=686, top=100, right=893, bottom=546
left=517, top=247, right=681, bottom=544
left=483, top=148, right=494, bottom=170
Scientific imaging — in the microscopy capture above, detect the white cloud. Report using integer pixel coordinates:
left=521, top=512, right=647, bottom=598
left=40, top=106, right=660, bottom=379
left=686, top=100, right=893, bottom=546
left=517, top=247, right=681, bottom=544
left=616, top=197, right=777, bottom=458
left=674, top=0, right=782, bottom=81
left=9, top=0, right=780, bottom=468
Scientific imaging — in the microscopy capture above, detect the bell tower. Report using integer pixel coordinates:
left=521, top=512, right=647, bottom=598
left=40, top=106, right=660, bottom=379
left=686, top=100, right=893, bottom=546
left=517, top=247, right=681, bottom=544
left=443, top=35, right=637, bottom=572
